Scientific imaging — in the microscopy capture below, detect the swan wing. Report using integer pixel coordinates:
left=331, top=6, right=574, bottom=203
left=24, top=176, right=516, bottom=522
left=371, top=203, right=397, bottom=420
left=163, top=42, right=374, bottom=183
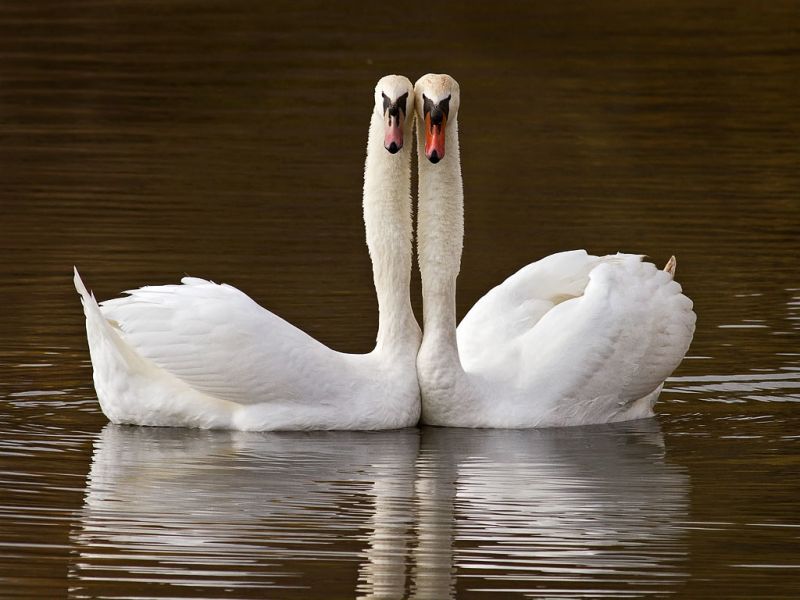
left=520, top=255, right=695, bottom=422
left=458, top=253, right=695, bottom=425
left=457, top=250, right=624, bottom=373
left=98, top=277, right=342, bottom=405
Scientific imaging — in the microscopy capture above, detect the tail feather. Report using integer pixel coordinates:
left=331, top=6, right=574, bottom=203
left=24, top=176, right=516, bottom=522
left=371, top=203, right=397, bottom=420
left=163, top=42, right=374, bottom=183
left=664, top=255, right=677, bottom=277
left=74, top=267, right=114, bottom=326
left=73, top=266, right=88, bottom=297
left=74, top=267, right=100, bottom=318
left=74, top=268, right=144, bottom=362
left=73, top=268, right=239, bottom=429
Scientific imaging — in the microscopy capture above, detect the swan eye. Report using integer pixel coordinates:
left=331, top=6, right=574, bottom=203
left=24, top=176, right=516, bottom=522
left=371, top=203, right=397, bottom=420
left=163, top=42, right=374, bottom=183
left=382, top=92, right=408, bottom=119
left=439, top=95, right=451, bottom=117
left=423, top=94, right=450, bottom=127
left=396, top=92, right=408, bottom=116
left=422, top=94, right=434, bottom=117
left=422, top=94, right=450, bottom=121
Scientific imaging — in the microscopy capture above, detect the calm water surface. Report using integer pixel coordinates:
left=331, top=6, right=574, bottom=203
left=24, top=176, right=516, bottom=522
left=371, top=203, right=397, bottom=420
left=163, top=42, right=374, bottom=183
left=1, top=1, right=798, bottom=598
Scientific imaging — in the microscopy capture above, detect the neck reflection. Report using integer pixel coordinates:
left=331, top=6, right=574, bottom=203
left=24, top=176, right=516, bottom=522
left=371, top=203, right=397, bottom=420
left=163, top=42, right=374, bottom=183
left=413, top=421, right=689, bottom=598
left=70, top=425, right=420, bottom=599
left=69, top=420, right=688, bottom=599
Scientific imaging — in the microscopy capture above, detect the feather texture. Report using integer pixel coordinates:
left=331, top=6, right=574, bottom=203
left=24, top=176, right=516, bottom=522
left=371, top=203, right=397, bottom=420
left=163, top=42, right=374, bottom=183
left=414, top=73, right=696, bottom=428
left=74, top=75, right=421, bottom=431
left=454, top=252, right=695, bottom=426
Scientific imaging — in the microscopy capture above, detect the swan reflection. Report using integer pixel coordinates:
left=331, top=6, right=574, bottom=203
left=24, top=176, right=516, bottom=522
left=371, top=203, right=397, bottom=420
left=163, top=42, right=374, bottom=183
left=414, top=421, right=689, bottom=598
left=69, top=425, right=419, bottom=599
left=70, top=421, right=688, bottom=598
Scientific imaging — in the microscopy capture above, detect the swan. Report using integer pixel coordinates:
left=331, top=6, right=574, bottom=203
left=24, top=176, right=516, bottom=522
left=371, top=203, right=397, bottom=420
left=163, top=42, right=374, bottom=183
left=74, top=74, right=421, bottom=431
left=413, top=73, right=696, bottom=428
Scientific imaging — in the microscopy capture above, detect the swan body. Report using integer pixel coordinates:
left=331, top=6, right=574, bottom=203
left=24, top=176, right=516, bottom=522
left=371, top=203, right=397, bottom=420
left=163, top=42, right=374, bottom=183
left=414, top=74, right=696, bottom=428
left=75, top=75, right=421, bottom=431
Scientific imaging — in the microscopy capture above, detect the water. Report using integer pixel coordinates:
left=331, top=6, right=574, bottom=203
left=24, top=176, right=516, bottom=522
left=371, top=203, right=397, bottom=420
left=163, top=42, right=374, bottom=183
left=1, top=0, right=798, bottom=597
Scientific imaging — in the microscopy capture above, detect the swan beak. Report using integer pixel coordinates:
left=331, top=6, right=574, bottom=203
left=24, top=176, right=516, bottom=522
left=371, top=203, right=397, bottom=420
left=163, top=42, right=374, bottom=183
left=384, top=114, right=404, bottom=154
left=424, top=112, right=446, bottom=163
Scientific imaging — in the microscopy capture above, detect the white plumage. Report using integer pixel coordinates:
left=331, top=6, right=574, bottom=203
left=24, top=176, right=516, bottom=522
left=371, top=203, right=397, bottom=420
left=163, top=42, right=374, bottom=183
left=414, top=74, right=696, bottom=428
left=457, top=251, right=695, bottom=426
left=75, top=75, right=421, bottom=431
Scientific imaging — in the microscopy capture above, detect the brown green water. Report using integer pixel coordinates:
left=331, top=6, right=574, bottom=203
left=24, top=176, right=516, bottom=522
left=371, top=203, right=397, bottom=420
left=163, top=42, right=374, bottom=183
left=1, top=1, right=798, bottom=597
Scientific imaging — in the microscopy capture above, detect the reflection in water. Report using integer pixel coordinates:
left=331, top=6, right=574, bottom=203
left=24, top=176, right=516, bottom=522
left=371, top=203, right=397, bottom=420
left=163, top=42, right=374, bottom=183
left=70, top=422, right=688, bottom=598
left=416, top=424, right=689, bottom=598
left=70, top=426, right=420, bottom=599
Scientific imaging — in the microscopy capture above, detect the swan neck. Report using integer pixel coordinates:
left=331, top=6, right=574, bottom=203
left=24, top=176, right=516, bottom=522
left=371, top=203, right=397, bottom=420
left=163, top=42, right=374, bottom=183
left=364, top=112, right=419, bottom=355
left=416, top=113, right=483, bottom=425
left=416, top=118, right=463, bottom=351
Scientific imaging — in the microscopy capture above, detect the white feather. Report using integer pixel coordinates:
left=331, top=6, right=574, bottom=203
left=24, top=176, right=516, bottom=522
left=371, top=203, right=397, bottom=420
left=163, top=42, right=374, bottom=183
left=75, top=75, right=421, bottom=431
left=414, top=73, right=696, bottom=428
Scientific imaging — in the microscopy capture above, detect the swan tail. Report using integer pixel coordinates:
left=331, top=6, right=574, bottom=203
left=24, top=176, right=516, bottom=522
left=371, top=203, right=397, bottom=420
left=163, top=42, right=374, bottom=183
left=664, top=255, right=677, bottom=277
left=74, top=269, right=236, bottom=428
left=73, top=266, right=89, bottom=299
left=74, top=267, right=104, bottom=325
left=75, top=268, right=140, bottom=362
left=75, top=267, right=151, bottom=420
left=589, top=257, right=696, bottom=407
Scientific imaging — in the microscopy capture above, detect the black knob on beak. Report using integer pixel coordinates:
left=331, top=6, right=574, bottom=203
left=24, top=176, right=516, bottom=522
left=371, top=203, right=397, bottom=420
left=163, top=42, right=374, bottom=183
left=387, top=142, right=400, bottom=154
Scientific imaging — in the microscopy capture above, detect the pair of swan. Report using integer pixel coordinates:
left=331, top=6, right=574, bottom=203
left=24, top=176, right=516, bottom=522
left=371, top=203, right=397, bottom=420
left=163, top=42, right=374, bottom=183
left=75, top=74, right=695, bottom=430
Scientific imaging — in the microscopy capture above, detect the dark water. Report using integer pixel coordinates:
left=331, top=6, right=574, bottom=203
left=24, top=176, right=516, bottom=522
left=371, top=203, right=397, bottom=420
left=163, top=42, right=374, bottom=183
left=1, top=0, right=798, bottom=597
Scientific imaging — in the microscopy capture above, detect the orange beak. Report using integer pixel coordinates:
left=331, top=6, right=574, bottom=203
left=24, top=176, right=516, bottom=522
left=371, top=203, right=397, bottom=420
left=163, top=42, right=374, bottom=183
left=424, top=112, right=447, bottom=163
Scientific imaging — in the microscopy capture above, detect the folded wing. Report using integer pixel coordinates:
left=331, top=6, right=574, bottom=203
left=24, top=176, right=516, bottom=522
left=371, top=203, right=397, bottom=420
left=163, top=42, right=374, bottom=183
left=458, top=251, right=695, bottom=424
left=457, top=250, right=626, bottom=373
left=99, top=277, right=342, bottom=405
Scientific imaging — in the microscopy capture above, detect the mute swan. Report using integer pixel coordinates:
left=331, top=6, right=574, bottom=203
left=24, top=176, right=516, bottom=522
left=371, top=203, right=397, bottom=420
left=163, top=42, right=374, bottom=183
left=413, top=73, right=696, bottom=428
left=74, top=75, right=421, bottom=431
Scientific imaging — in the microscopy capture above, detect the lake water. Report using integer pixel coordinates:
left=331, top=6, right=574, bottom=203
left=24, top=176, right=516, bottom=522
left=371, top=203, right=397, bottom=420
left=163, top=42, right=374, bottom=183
left=1, top=0, right=798, bottom=597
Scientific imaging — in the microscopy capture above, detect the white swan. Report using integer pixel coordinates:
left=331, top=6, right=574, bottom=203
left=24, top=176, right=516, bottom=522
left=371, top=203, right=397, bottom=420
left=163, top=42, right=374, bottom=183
left=413, top=73, right=696, bottom=428
left=74, top=75, right=421, bottom=431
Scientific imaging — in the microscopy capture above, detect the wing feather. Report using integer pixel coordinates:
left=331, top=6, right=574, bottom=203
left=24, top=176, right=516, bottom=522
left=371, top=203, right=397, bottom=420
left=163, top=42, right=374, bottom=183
left=458, top=251, right=695, bottom=424
left=458, top=250, right=625, bottom=372
left=518, top=256, right=695, bottom=421
left=99, top=278, right=340, bottom=405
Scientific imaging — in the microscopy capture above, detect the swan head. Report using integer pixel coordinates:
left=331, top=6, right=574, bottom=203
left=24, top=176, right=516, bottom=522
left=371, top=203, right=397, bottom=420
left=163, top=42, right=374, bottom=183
left=374, top=75, right=414, bottom=154
left=413, top=73, right=460, bottom=164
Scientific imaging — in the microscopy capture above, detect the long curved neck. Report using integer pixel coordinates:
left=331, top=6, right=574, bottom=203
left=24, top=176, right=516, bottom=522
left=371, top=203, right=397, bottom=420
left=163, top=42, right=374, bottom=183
left=363, top=112, right=419, bottom=356
left=416, top=117, right=463, bottom=357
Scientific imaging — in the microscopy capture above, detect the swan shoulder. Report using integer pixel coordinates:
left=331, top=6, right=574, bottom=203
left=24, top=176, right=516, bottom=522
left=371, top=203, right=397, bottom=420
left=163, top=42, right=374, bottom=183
left=518, top=254, right=696, bottom=423
left=97, top=276, right=344, bottom=406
